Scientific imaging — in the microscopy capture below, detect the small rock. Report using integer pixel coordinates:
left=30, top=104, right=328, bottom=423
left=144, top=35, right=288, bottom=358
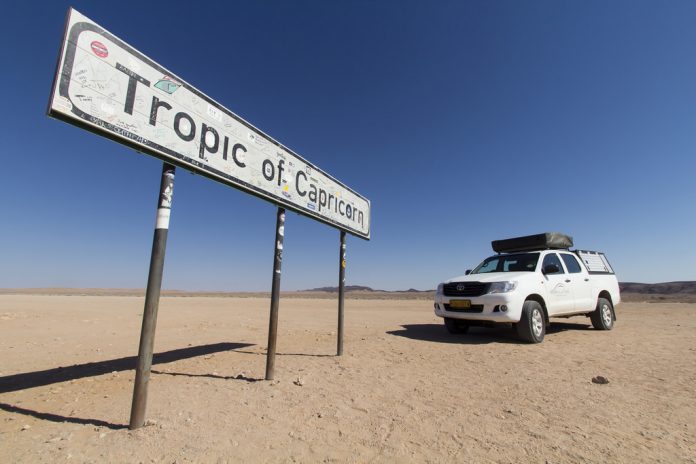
left=144, top=419, right=158, bottom=426
left=592, top=376, right=609, bottom=385
left=212, top=372, right=220, bottom=376
left=21, top=424, right=31, bottom=431
left=317, top=412, right=323, bottom=418
left=293, top=378, right=305, bottom=387
left=99, top=433, right=106, bottom=439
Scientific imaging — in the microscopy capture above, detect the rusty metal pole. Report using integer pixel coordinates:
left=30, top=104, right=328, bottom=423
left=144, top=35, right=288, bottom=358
left=337, top=231, right=346, bottom=356
left=129, top=162, right=175, bottom=430
left=265, top=207, right=286, bottom=380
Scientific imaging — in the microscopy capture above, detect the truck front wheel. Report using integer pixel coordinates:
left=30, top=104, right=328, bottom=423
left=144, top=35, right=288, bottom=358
left=516, top=300, right=545, bottom=343
left=444, top=318, right=469, bottom=334
left=590, top=298, right=615, bottom=330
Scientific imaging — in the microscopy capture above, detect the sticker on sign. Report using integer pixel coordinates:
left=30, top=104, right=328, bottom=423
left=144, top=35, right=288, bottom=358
left=48, top=8, right=371, bottom=239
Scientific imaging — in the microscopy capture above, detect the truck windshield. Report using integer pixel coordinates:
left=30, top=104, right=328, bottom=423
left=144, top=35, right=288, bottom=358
left=471, top=253, right=540, bottom=274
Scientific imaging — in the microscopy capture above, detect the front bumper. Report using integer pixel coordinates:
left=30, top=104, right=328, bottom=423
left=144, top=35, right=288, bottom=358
left=433, top=293, right=525, bottom=323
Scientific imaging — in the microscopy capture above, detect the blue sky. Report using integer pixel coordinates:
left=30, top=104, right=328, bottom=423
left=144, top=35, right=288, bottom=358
left=1, top=0, right=695, bottom=291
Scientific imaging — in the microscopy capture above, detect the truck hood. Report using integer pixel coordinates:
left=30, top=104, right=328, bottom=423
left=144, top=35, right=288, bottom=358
left=444, top=272, right=535, bottom=283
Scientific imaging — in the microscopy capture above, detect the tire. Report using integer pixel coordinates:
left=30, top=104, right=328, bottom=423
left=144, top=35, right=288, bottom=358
left=516, top=300, right=545, bottom=343
left=590, top=298, right=615, bottom=330
left=444, top=318, right=469, bottom=334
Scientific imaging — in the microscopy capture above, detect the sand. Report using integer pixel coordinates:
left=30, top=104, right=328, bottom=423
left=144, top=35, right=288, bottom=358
left=0, top=295, right=694, bottom=463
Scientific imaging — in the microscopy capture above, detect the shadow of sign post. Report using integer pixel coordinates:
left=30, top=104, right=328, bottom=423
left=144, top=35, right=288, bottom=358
left=0, top=342, right=252, bottom=429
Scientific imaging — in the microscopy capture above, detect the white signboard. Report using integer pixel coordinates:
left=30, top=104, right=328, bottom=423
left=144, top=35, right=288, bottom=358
left=48, top=9, right=370, bottom=239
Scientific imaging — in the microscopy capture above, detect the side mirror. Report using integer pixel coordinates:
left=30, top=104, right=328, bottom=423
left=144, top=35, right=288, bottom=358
left=465, top=269, right=472, bottom=275
left=543, top=264, right=560, bottom=275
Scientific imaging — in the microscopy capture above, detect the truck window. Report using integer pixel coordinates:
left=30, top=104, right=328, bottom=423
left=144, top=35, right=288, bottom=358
left=560, top=253, right=582, bottom=274
left=477, top=258, right=500, bottom=273
left=542, top=253, right=565, bottom=274
left=472, top=253, right=540, bottom=274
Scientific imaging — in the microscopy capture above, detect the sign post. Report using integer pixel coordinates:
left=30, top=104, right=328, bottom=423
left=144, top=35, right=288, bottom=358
left=129, top=163, right=175, bottom=430
left=265, top=208, right=286, bottom=380
left=337, top=231, right=346, bottom=356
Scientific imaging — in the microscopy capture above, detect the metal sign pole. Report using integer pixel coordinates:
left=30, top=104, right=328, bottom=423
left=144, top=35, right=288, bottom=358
left=337, top=231, right=346, bottom=356
left=265, top=207, right=286, bottom=380
left=129, top=162, right=176, bottom=430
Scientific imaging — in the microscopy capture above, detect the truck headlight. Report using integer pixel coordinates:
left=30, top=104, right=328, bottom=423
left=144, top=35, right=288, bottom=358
left=436, top=283, right=444, bottom=295
left=488, top=281, right=518, bottom=294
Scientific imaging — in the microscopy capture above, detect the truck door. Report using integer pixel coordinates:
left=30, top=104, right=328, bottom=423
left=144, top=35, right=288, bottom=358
left=540, top=253, right=574, bottom=315
left=560, top=252, right=594, bottom=312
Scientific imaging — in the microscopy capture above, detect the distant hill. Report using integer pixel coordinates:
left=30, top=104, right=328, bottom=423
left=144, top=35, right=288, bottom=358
left=301, top=282, right=696, bottom=303
left=2, top=281, right=694, bottom=303
left=305, top=282, right=696, bottom=295
left=303, top=285, right=378, bottom=293
left=301, top=286, right=434, bottom=293
left=619, top=281, right=696, bottom=294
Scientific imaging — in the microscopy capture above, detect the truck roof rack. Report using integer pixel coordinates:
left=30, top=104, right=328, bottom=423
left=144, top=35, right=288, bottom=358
left=491, top=232, right=573, bottom=254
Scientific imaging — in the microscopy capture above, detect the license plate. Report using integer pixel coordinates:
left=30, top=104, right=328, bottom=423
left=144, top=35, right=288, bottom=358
left=449, top=300, right=471, bottom=309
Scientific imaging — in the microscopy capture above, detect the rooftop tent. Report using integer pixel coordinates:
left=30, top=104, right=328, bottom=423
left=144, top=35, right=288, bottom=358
left=492, top=233, right=573, bottom=254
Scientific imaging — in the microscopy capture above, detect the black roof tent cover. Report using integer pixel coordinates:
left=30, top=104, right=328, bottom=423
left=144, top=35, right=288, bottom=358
left=492, top=232, right=574, bottom=254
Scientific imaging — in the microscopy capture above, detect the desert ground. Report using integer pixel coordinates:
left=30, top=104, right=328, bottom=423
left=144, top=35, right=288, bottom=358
left=0, top=293, right=694, bottom=463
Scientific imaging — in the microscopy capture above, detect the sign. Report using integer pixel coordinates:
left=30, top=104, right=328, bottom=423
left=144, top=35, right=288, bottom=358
left=48, top=8, right=371, bottom=239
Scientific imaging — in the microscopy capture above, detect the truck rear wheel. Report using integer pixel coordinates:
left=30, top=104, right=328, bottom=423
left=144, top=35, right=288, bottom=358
left=444, top=318, right=469, bottom=334
left=590, top=298, right=614, bottom=330
left=516, top=300, right=545, bottom=343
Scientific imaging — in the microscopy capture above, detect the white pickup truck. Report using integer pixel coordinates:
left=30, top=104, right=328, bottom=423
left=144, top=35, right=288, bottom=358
left=434, top=233, right=620, bottom=343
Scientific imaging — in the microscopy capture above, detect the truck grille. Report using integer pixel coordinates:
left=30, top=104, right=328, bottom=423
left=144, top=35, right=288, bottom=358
left=443, top=282, right=489, bottom=297
left=444, top=304, right=484, bottom=313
